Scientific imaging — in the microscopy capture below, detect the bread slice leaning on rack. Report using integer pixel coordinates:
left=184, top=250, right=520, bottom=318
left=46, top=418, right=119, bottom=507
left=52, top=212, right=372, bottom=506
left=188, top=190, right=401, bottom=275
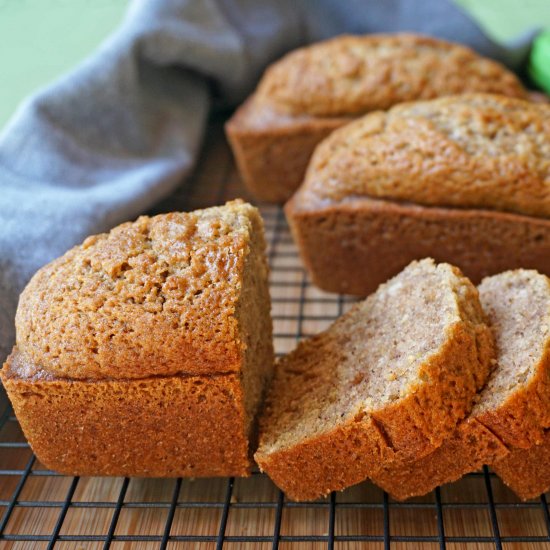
left=369, top=270, right=550, bottom=500
left=254, top=259, right=493, bottom=501
left=1, top=200, right=274, bottom=478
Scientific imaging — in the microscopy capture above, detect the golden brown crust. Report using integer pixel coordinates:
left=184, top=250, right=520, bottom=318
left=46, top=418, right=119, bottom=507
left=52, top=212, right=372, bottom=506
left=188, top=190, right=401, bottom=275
left=1, top=349, right=251, bottom=477
left=302, top=94, right=550, bottom=219
left=369, top=419, right=508, bottom=500
left=257, top=34, right=527, bottom=116
left=285, top=196, right=550, bottom=297
left=15, top=200, right=260, bottom=380
left=493, top=430, right=550, bottom=500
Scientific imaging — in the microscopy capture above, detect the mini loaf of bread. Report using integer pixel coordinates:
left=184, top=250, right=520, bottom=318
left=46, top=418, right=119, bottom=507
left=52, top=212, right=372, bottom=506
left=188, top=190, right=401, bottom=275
left=1, top=200, right=273, bottom=477
left=255, top=259, right=493, bottom=501
left=287, top=94, right=550, bottom=296
left=369, top=270, right=550, bottom=500
left=226, top=34, right=528, bottom=203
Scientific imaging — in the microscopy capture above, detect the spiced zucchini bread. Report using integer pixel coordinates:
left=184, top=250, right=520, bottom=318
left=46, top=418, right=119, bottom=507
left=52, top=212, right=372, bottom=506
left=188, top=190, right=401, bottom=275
left=369, top=270, right=550, bottom=499
left=1, top=200, right=273, bottom=477
left=286, top=94, right=550, bottom=296
left=226, top=33, right=528, bottom=203
left=254, top=259, right=493, bottom=501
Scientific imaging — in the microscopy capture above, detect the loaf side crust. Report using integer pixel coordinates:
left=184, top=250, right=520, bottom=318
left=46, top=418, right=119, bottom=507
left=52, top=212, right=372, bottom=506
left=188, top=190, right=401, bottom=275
left=369, top=419, right=508, bottom=500
left=225, top=98, right=348, bottom=203
left=1, top=349, right=251, bottom=477
left=285, top=196, right=550, bottom=296
left=493, top=429, right=550, bottom=500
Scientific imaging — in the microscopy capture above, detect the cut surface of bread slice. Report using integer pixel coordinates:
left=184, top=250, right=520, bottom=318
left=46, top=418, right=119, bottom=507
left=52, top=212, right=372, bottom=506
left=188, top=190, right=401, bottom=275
left=2, top=200, right=273, bottom=477
left=255, top=259, right=493, bottom=500
left=370, top=270, right=550, bottom=500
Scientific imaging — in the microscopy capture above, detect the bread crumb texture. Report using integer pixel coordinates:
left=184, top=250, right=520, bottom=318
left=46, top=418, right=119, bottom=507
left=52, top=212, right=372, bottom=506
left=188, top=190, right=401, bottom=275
left=477, top=270, right=550, bottom=411
left=300, top=94, right=550, bottom=218
left=257, top=34, right=526, bottom=117
left=472, top=270, right=550, bottom=446
left=14, top=200, right=269, bottom=380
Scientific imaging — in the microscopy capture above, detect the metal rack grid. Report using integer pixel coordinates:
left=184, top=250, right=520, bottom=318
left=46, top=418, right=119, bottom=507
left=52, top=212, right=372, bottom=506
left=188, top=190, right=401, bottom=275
left=1, top=119, right=550, bottom=550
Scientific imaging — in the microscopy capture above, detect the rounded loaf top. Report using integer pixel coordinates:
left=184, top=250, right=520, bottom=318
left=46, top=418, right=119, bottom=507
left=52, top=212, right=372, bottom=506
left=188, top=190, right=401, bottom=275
left=299, top=94, right=550, bottom=219
left=256, top=34, right=527, bottom=117
left=15, top=200, right=266, bottom=381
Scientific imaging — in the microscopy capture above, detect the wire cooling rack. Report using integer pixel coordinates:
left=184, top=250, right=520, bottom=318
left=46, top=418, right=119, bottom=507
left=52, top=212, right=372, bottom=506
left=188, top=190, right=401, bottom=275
left=2, top=118, right=550, bottom=550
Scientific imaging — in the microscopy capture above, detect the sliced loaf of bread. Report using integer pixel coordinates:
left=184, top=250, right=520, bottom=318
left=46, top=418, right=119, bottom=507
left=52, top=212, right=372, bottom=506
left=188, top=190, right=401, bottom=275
left=2, top=200, right=273, bottom=477
left=370, top=270, right=550, bottom=500
left=254, top=259, right=493, bottom=500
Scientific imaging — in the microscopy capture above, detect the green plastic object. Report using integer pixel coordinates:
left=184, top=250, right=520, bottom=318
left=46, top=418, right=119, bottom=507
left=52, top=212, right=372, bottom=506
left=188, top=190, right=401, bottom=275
left=529, top=31, right=550, bottom=94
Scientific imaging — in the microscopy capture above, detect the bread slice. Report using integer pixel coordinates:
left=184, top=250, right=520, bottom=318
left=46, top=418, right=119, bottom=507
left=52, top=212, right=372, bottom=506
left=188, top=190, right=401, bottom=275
left=369, top=270, right=550, bottom=500
left=1, top=200, right=273, bottom=477
left=254, top=259, right=493, bottom=500
left=226, top=34, right=528, bottom=203
left=286, top=94, right=550, bottom=295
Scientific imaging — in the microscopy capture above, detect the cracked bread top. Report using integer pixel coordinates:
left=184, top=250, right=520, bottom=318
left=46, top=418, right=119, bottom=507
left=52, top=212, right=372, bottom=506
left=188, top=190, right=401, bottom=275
left=297, top=94, right=550, bottom=219
left=256, top=34, right=527, bottom=117
left=14, top=200, right=267, bottom=380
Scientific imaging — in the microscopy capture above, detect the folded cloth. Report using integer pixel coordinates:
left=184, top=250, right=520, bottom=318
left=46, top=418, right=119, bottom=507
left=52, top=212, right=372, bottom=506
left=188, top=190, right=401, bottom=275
left=0, top=0, right=534, bottom=362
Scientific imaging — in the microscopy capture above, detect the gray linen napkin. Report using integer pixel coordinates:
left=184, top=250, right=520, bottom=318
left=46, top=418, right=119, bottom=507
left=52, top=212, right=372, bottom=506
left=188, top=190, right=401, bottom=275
left=0, top=0, right=532, bottom=361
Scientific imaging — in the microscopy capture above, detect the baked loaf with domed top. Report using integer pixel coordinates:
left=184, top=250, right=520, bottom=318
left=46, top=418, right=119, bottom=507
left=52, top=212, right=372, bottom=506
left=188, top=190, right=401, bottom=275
left=226, top=33, right=529, bottom=202
left=287, top=94, right=550, bottom=296
left=1, top=200, right=273, bottom=477
left=255, top=259, right=493, bottom=501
